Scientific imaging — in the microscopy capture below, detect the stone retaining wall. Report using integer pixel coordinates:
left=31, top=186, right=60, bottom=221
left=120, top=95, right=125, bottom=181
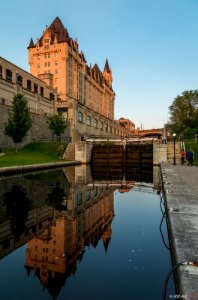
left=0, top=104, right=70, bottom=147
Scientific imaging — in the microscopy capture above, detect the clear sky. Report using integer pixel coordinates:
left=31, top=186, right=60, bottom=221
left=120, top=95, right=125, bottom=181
left=1, top=0, right=198, bottom=129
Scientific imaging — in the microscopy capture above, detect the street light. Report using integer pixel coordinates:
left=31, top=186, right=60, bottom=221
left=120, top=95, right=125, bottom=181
left=173, top=133, right=176, bottom=166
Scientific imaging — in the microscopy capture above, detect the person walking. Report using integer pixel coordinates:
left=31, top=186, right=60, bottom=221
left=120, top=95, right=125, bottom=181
left=162, top=134, right=167, bottom=144
left=186, top=147, right=195, bottom=166
left=181, top=148, right=186, bottom=165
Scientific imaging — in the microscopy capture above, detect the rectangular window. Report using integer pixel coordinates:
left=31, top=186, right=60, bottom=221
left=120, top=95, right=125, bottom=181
left=55, top=61, right=58, bottom=66
left=55, top=69, right=58, bottom=74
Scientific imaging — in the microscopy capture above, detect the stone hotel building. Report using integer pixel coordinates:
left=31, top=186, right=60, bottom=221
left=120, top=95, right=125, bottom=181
left=0, top=17, right=135, bottom=147
left=28, top=17, right=135, bottom=141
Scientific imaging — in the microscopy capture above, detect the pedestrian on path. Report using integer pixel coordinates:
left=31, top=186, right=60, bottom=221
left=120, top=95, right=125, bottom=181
left=186, top=147, right=195, bottom=166
left=181, top=148, right=186, bottom=165
left=162, top=134, right=167, bottom=144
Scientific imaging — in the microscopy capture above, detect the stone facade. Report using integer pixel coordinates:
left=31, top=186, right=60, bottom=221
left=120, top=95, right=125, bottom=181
left=0, top=57, right=56, bottom=116
left=0, top=56, right=71, bottom=147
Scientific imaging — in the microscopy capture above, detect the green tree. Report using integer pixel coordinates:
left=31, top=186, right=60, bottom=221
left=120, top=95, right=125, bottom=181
left=46, top=182, right=67, bottom=211
left=47, top=111, right=69, bottom=140
left=4, top=93, right=32, bottom=151
left=169, top=90, right=198, bottom=136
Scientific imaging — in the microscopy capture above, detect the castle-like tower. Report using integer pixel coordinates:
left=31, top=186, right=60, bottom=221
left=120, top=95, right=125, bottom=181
left=28, top=17, right=115, bottom=141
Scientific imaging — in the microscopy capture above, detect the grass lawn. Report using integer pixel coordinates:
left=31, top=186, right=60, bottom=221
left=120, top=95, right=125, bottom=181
left=0, top=142, right=68, bottom=167
left=185, top=141, right=198, bottom=166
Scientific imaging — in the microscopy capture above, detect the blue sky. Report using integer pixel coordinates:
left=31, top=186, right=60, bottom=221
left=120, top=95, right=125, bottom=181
left=1, top=0, right=198, bottom=129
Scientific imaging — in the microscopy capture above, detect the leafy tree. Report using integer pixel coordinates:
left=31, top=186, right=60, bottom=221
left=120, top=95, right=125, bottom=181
left=169, top=90, right=198, bottom=137
left=3, top=185, right=30, bottom=240
left=47, top=111, right=69, bottom=140
left=46, top=182, right=67, bottom=210
left=4, top=93, right=32, bottom=150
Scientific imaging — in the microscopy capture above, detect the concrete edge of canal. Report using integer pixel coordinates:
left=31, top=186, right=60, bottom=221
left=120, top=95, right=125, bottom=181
left=161, top=163, right=198, bottom=300
left=0, top=161, right=81, bottom=176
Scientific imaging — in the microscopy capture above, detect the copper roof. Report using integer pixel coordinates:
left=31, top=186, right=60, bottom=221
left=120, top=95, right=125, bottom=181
left=35, top=16, right=70, bottom=46
left=104, top=59, right=111, bottom=73
left=27, top=38, right=34, bottom=49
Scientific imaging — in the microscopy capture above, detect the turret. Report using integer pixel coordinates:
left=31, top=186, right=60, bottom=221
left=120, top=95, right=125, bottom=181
left=103, top=59, right=112, bottom=87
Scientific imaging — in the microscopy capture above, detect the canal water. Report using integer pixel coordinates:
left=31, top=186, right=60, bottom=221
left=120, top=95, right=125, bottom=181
left=0, top=165, right=175, bottom=300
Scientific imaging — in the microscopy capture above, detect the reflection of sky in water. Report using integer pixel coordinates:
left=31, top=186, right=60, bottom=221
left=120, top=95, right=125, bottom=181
left=0, top=170, right=174, bottom=300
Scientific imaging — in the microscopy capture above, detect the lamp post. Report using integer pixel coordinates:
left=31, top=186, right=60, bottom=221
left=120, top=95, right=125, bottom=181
left=173, top=133, right=176, bottom=165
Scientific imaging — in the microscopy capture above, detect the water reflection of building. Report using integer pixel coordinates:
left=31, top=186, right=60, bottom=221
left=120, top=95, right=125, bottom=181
left=0, top=170, right=70, bottom=260
left=24, top=165, right=115, bottom=298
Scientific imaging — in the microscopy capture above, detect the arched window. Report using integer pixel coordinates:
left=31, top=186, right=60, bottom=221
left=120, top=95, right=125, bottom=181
left=50, top=93, right=54, bottom=100
left=105, top=124, right=108, bottom=133
left=86, top=190, right=91, bottom=201
left=6, top=69, right=12, bottom=81
left=16, top=73, right=23, bottom=86
left=86, top=115, right=91, bottom=126
left=100, top=121, right=103, bottom=130
left=27, top=80, right=32, bottom=91
left=34, top=83, right=38, bottom=93
left=76, top=193, right=82, bottom=206
left=78, top=111, right=83, bottom=123
left=40, top=86, right=44, bottom=97
left=94, top=119, right=98, bottom=128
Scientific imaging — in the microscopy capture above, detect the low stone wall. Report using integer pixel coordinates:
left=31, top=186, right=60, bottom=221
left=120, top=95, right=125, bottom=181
left=0, top=104, right=70, bottom=147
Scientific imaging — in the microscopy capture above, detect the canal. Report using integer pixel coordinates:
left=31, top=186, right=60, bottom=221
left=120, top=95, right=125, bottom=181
left=0, top=165, right=175, bottom=300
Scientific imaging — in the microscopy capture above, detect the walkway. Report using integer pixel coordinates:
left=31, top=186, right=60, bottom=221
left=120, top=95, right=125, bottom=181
left=161, top=163, right=198, bottom=300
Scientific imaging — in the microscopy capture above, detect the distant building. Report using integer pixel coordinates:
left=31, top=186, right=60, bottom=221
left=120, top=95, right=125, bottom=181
left=117, top=118, right=135, bottom=136
left=28, top=17, right=135, bottom=141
